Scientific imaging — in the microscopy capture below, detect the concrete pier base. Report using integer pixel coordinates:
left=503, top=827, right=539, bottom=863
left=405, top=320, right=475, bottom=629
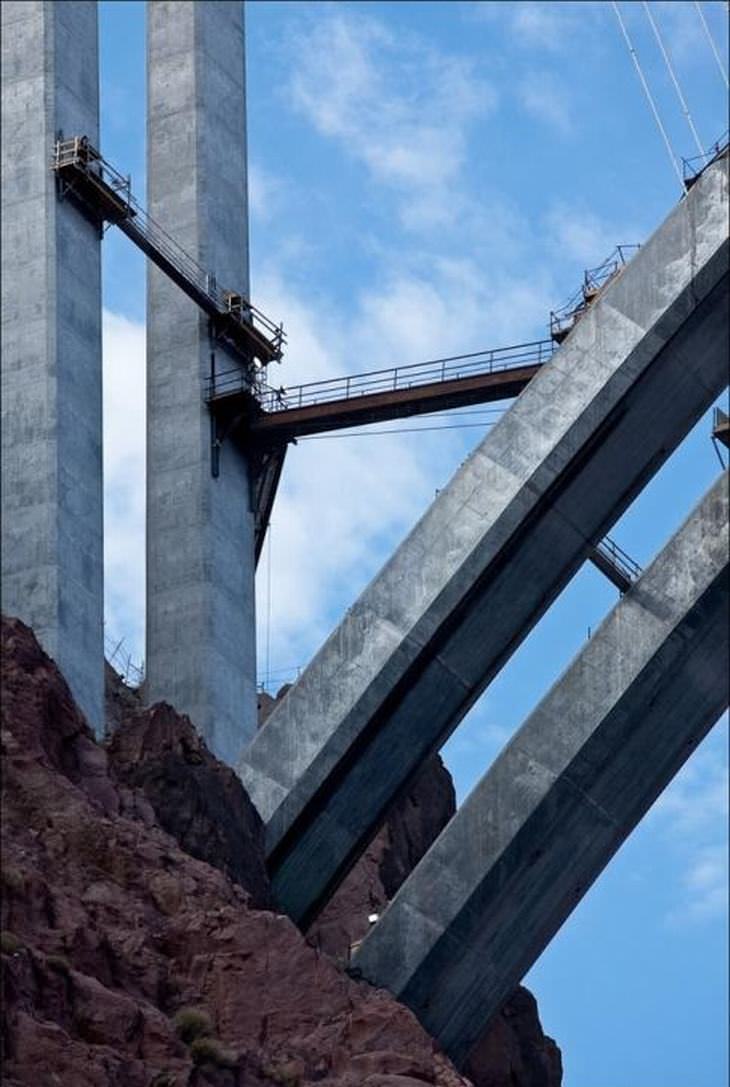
left=145, top=0, right=257, bottom=764
left=352, top=473, right=729, bottom=1067
left=238, top=153, right=729, bottom=927
left=1, top=0, right=104, bottom=733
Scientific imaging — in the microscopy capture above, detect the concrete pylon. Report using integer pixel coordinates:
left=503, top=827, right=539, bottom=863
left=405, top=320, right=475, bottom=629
left=238, top=151, right=729, bottom=927
left=352, top=472, right=729, bottom=1067
left=1, top=0, right=104, bottom=733
left=145, top=0, right=257, bottom=764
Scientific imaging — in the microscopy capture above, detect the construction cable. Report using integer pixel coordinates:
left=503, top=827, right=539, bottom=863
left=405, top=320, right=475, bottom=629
left=642, top=1, right=705, bottom=156
left=611, top=0, right=685, bottom=191
left=265, top=521, right=273, bottom=692
left=694, top=0, right=729, bottom=89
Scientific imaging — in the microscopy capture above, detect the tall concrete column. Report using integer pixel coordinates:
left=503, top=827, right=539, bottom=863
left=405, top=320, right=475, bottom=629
left=1, top=1, right=104, bottom=732
left=146, top=0, right=257, bottom=764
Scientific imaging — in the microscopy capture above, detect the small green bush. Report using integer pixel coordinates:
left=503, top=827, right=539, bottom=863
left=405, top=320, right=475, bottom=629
left=261, top=1059, right=303, bottom=1086
left=47, top=953, right=71, bottom=975
left=0, top=931, right=23, bottom=955
left=1, top=866, right=24, bottom=893
left=189, top=1035, right=238, bottom=1069
left=150, top=1073, right=177, bottom=1087
left=173, top=1006, right=213, bottom=1044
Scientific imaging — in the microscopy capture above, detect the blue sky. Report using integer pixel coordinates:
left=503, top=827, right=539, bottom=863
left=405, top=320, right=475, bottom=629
left=98, top=3, right=728, bottom=1085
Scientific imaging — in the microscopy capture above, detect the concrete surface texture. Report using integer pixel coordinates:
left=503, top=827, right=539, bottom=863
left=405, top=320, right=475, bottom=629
left=238, top=152, right=729, bottom=928
left=352, top=472, right=730, bottom=1067
left=1, top=0, right=104, bottom=733
left=145, top=0, right=258, bottom=764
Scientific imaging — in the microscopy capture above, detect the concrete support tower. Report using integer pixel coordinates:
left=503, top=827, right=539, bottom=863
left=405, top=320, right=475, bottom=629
left=1, top=0, right=104, bottom=733
left=146, top=0, right=257, bottom=764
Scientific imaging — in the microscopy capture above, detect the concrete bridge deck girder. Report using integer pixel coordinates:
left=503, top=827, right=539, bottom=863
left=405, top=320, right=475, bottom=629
left=351, top=472, right=729, bottom=1067
left=237, top=152, right=729, bottom=929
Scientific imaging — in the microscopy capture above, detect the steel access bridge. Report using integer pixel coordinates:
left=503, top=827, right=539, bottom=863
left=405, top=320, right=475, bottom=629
left=52, top=135, right=643, bottom=593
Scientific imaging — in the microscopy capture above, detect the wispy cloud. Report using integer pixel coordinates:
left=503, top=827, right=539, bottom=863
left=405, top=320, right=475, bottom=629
left=102, top=309, right=146, bottom=663
left=668, top=844, right=729, bottom=926
left=649, top=720, right=729, bottom=927
left=518, top=71, right=575, bottom=136
left=286, top=8, right=496, bottom=229
left=544, top=202, right=640, bottom=266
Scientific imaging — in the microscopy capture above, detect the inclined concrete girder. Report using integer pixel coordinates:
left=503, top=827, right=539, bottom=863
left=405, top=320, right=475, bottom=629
left=1, top=0, right=104, bottom=732
left=145, top=1, right=258, bottom=764
left=237, top=152, right=729, bottom=928
left=351, top=472, right=729, bottom=1067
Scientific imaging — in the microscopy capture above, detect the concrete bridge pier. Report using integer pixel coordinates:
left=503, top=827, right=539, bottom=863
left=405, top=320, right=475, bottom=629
left=145, top=0, right=258, bottom=763
left=352, top=472, right=729, bottom=1067
left=1, top=0, right=104, bottom=733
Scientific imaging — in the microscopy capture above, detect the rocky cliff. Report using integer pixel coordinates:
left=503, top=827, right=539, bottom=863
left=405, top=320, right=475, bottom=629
left=1, top=616, right=561, bottom=1086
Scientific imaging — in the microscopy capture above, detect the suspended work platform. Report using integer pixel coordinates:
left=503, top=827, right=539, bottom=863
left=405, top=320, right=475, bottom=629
left=52, top=136, right=285, bottom=367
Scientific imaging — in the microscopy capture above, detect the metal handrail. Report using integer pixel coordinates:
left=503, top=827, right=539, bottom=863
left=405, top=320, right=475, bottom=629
left=207, top=339, right=554, bottom=410
left=52, top=136, right=285, bottom=354
left=682, top=132, right=729, bottom=184
left=595, top=534, right=642, bottom=582
left=550, top=244, right=641, bottom=341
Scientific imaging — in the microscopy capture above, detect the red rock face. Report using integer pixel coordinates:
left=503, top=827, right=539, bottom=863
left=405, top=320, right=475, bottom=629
left=1, top=617, right=472, bottom=1086
left=1, top=616, right=561, bottom=1086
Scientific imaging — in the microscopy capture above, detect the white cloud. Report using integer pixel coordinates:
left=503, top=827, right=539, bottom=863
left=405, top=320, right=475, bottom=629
left=518, top=71, right=575, bottom=135
left=544, top=202, right=641, bottom=267
left=668, top=844, right=729, bottom=926
left=649, top=720, right=729, bottom=926
left=286, top=8, right=497, bottom=229
left=468, top=1, right=604, bottom=52
left=248, top=162, right=287, bottom=223
left=102, top=309, right=146, bottom=666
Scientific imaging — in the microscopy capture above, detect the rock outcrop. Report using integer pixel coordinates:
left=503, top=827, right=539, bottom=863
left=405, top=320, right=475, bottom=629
left=1, top=615, right=561, bottom=1086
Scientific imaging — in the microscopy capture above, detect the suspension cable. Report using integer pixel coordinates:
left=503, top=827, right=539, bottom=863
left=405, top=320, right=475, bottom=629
left=642, top=2, right=705, bottom=156
left=694, top=0, right=729, bottom=89
left=611, top=1, right=685, bottom=191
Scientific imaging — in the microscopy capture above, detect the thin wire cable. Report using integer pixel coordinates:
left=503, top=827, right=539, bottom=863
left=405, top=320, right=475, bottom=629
left=299, top=420, right=502, bottom=440
left=694, top=0, right=729, bottom=89
left=642, top=1, right=705, bottom=155
left=265, top=522, right=272, bottom=692
left=611, top=0, right=685, bottom=190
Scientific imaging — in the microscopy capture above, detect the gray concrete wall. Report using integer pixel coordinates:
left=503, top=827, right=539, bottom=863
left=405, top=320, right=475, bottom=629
left=1, top=0, right=104, bottom=733
left=146, top=0, right=257, bottom=764
left=238, top=153, right=729, bottom=927
left=352, top=473, right=729, bottom=1067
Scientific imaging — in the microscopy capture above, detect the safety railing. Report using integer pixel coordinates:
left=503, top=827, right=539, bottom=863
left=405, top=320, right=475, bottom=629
left=104, top=632, right=144, bottom=688
left=682, top=132, right=729, bottom=189
left=52, top=136, right=285, bottom=360
left=594, top=534, right=642, bottom=585
left=550, top=245, right=641, bottom=343
left=207, top=339, right=554, bottom=410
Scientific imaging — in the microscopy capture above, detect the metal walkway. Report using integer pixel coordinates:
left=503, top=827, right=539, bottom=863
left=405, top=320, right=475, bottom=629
left=209, top=340, right=553, bottom=441
left=52, top=136, right=285, bottom=366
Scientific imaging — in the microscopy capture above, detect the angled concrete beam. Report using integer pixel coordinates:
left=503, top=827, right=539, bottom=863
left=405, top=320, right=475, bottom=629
left=145, top=1, right=258, bottom=764
left=352, top=473, right=729, bottom=1067
left=1, top=1, right=104, bottom=732
left=238, top=152, right=729, bottom=927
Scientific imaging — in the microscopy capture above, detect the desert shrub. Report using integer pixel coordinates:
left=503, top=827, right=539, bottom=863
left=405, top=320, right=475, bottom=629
left=189, top=1035, right=238, bottom=1069
left=0, top=865, right=24, bottom=893
left=261, top=1058, right=303, bottom=1086
left=150, top=1073, right=177, bottom=1087
left=0, top=931, right=23, bottom=954
left=173, top=1006, right=213, bottom=1044
left=47, top=953, right=71, bottom=975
